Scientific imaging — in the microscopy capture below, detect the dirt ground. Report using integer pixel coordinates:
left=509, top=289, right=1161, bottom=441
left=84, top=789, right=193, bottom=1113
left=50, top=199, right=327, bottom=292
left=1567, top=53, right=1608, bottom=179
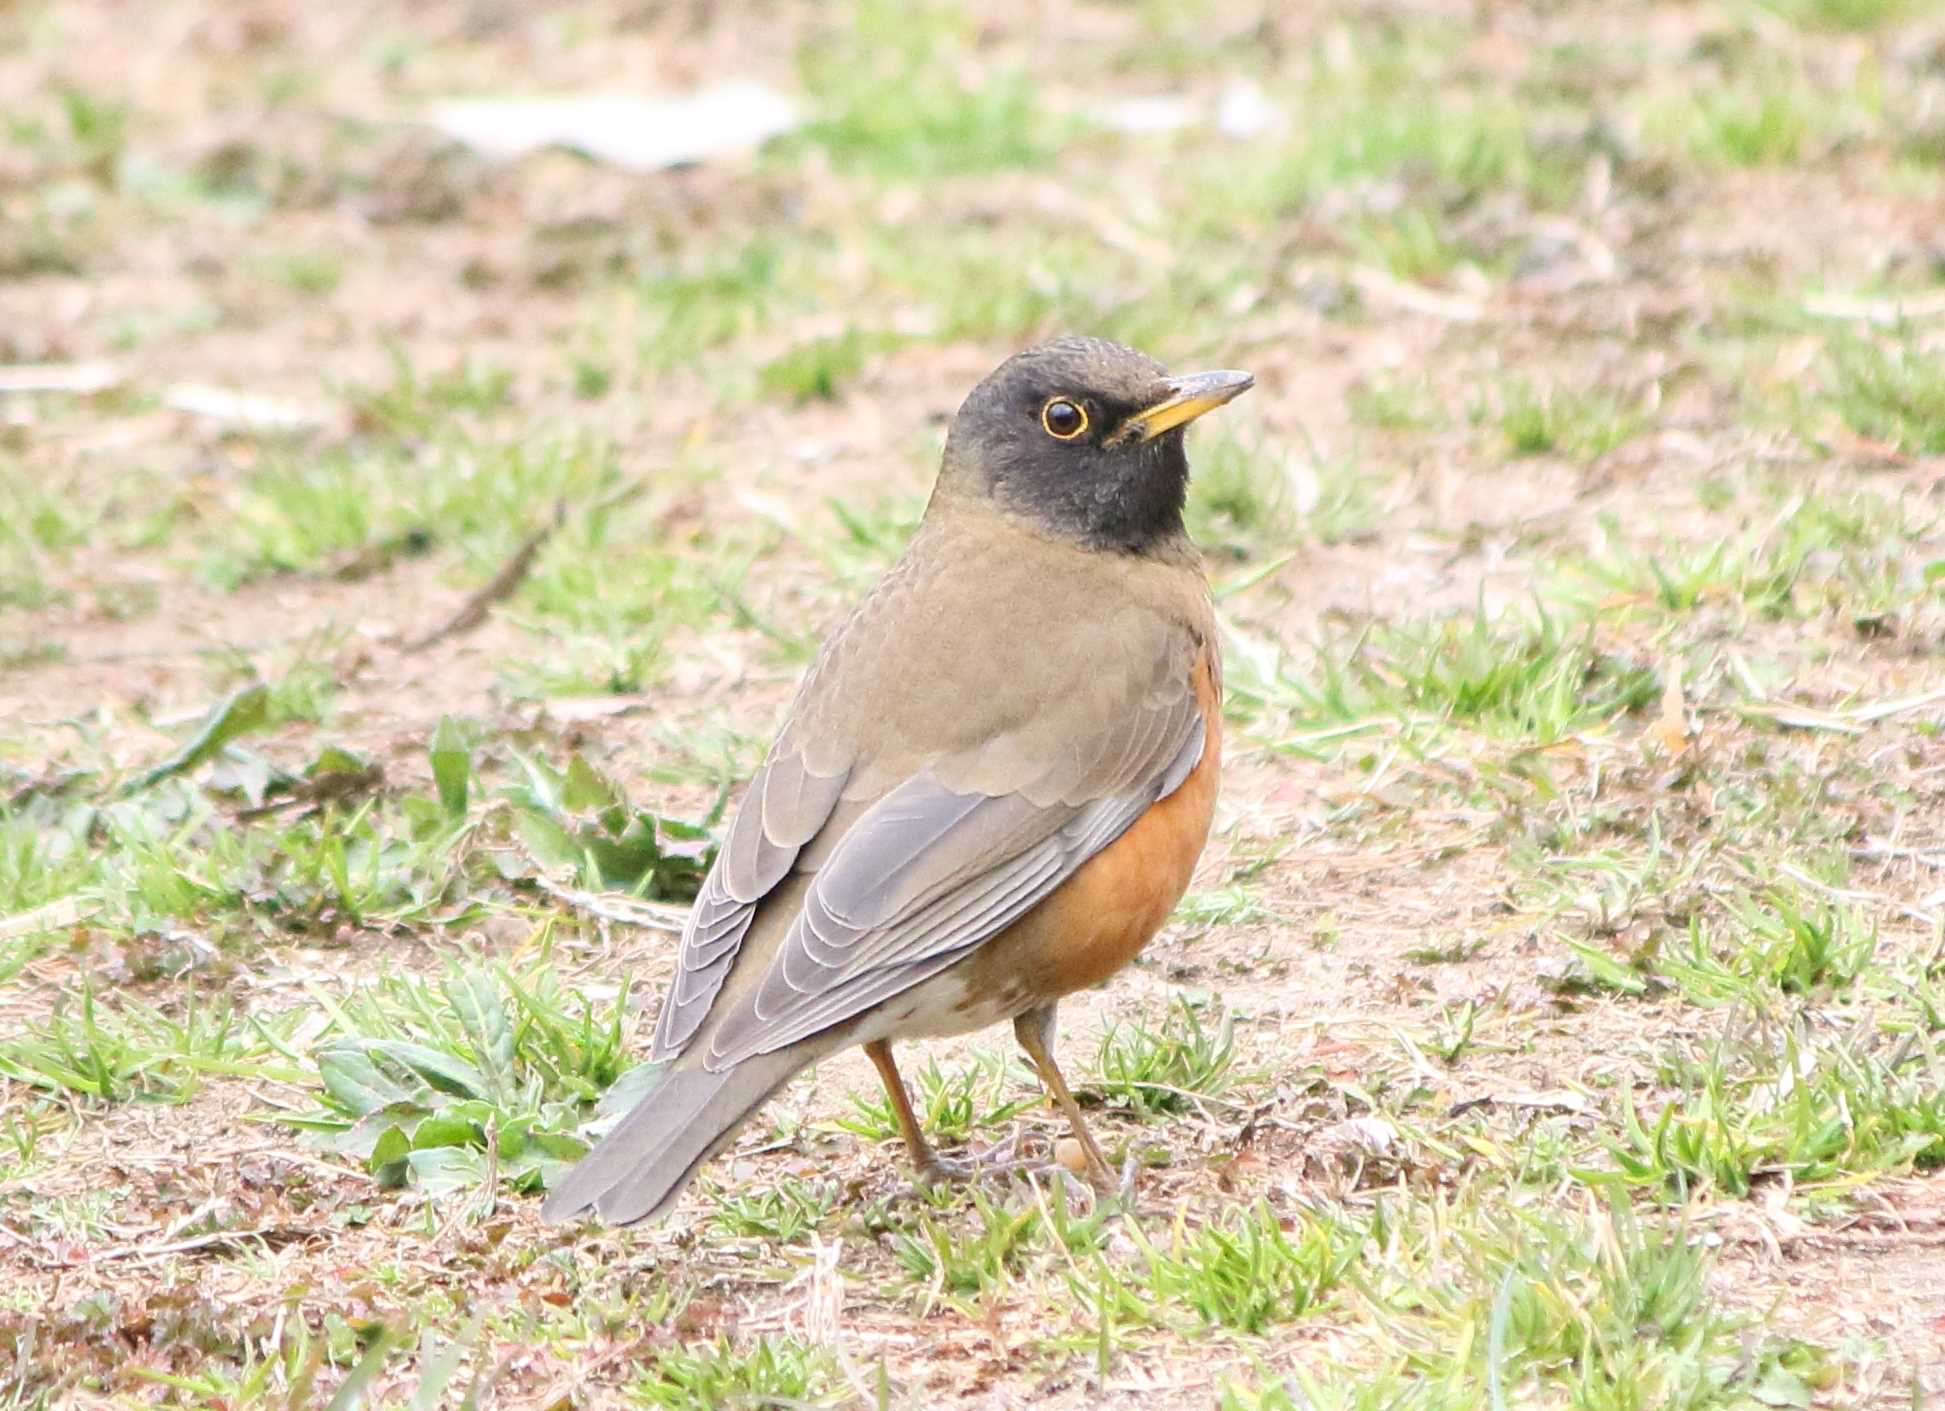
left=3, top=0, right=1944, bottom=1407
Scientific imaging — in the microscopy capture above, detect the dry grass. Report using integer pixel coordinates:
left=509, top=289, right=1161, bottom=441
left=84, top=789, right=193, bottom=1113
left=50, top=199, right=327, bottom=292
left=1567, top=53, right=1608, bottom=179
left=3, top=0, right=1944, bottom=1406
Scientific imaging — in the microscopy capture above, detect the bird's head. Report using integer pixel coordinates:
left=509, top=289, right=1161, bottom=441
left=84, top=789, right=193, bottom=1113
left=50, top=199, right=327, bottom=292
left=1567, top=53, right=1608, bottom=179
left=937, top=336, right=1254, bottom=554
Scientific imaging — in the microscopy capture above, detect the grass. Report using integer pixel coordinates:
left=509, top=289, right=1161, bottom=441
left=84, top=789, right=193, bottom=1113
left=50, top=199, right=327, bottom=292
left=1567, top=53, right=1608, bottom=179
left=795, top=0, right=1064, bottom=178
left=1215, top=1197, right=1834, bottom=1410
left=631, top=1336, right=840, bottom=1409
left=1185, top=430, right=1302, bottom=560
left=6, top=0, right=1944, bottom=1403
left=1187, top=428, right=1382, bottom=558
left=1596, top=1023, right=1945, bottom=1199
left=1347, top=374, right=1446, bottom=432
left=1476, top=378, right=1644, bottom=461
left=709, top=1180, right=837, bottom=1243
left=0, top=778, right=447, bottom=947
left=1390, top=1195, right=1835, bottom=1407
left=0, top=987, right=303, bottom=1103
left=1556, top=484, right=1936, bottom=623
left=498, top=518, right=719, bottom=697
left=1640, top=49, right=1881, bottom=168
left=1091, top=998, right=1241, bottom=1119
left=0, top=477, right=90, bottom=610
left=631, top=237, right=804, bottom=374
left=1820, top=331, right=1945, bottom=454
left=757, top=326, right=907, bottom=404
left=838, top=1049, right=1037, bottom=1147
left=1646, top=897, right=1878, bottom=1007
left=1183, top=32, right=1585, bottom=237
left=0, top=717, right=710, bottom=963
left=894, top=1184, right=1107, bottom=1301
left=1350, top=207, right=1487, bottom=283
left=256, top=249, right=344, bottom=298
left=1129, top=1202, right=1364, bottom=1334
left=1559, top=531, right=1807, bottom=619
left=1264, top=606, right=1661, bottom=746
left=270, top=962, right=631, bottom=1196
left=1762, top=0, right=1918, bottom=30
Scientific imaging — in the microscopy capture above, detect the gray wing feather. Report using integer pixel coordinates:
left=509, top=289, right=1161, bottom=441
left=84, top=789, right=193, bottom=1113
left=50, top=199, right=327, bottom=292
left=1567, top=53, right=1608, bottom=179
left=703, top=710, right=1205, bottom=1069
left=651, top=747, right=847, bottom=1059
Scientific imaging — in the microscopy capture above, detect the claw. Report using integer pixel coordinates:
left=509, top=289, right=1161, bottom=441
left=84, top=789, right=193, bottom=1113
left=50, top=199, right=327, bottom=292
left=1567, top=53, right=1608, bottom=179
left=887, top=1128, right=1044, bottom=1202
left=911, top=1127, right=1033, bottom=1186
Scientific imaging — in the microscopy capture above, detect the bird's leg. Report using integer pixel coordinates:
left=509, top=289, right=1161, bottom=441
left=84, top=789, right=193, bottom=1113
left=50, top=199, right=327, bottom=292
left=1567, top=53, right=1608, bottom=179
left=1013, top=1003, right=1118, bottom=1194
left=865, top=1039, right=961, bottom=1187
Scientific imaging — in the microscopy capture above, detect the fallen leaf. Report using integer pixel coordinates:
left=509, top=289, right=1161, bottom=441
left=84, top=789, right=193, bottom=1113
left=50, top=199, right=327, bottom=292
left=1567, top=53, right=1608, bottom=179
left=1653, top=657, right=1690, bottom=756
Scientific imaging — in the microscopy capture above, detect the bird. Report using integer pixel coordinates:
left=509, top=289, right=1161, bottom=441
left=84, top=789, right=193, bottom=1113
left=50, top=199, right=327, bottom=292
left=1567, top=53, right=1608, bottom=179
left=543, top=336, right=1253, bottom=1226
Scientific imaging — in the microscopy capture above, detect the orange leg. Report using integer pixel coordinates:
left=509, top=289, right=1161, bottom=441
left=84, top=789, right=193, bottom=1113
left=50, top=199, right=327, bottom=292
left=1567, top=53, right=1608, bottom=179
left=865, top=1039, right=960, bottom=1186
left=1014, top=1003, right=1117, bottom=1193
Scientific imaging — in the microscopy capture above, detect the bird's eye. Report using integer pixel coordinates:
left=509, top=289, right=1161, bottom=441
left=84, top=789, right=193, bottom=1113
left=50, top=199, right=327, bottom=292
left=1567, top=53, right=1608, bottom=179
left=1040, top=398, right=1088, bottom=440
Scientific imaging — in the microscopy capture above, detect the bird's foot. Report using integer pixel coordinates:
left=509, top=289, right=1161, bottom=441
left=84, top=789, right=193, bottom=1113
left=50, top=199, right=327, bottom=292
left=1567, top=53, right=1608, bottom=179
left=908, top=1126, right=1032, bottom=1186
left=897, top=1131, right=1144, bottom=1217
left=893, top=1127, right=1076, bottom=1201
left=1057, top=1144, right=1140, bottom=1212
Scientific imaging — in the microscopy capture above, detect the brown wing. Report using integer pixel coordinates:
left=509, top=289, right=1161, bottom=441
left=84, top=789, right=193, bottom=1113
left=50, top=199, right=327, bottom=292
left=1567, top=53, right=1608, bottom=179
left=649, top=727, right=848, bottom=1059
left=702, top=686, right=1203, bottom=1067
left=649, top=510, right=1215, bottom=1068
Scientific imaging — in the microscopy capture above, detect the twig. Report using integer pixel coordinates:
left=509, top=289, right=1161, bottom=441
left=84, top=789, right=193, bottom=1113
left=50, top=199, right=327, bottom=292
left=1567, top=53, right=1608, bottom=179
left=531, top=874, right=688, bottom=933
left=154, top=1196, right=225, bottom=1245
left=1768, top=860, right=1939, bottom=927
left=1737, top=683, right=1945, bottom=734
left=0, top=896, right=98, bottom=940
left=32, top=1225, right=305, bottom=1269
left=1348, top=265, right=1485, bottom=323
left=1802, top=290, right=1945, bottom=324
left=1850, top=843, right=1945, bottom=870
left=402, top=502, right=563, bottom=653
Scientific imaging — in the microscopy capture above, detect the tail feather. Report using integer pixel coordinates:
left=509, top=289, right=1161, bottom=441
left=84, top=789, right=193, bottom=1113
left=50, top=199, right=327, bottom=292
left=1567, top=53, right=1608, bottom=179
left=542, top=1050, right=804, bottom=1226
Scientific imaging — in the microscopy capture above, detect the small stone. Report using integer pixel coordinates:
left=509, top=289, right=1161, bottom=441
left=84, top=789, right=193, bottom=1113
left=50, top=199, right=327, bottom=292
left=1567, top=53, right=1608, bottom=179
left=1054, top=1138, right=1088, bottom=1174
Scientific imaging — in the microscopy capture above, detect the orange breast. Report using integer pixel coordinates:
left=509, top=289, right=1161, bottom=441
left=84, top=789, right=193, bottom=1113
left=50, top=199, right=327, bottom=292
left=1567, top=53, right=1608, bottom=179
left=1002, top=649, right=1223, bottom=997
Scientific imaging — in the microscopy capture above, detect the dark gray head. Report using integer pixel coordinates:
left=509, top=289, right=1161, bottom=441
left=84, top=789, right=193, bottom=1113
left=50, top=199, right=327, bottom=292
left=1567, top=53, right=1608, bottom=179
left=936, top=336, right=1253, bottom=554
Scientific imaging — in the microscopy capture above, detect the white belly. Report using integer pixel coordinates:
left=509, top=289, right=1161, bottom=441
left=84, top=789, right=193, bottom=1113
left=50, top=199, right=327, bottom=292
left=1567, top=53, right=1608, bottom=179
left=847, top=966, right=1026, bottom=1047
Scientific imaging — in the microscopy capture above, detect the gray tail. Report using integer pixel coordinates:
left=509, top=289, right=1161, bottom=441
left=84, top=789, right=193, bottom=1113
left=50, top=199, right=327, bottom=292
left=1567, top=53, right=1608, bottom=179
left=542, top=1050, right=803, bottom=1226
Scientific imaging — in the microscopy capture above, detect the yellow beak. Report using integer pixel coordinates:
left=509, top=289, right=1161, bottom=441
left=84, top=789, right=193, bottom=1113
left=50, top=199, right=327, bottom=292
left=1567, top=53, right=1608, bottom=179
left=1110, top=369, right=1255, bottom=445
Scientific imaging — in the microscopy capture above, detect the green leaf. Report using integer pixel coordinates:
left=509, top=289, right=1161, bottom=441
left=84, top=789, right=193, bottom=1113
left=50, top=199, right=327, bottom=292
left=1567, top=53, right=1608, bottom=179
left=367, top=1039, right=490, bottom=1100
left=369, top=1123, right=412, bottom=1184
left=587, top=829, right=665, bottom=890
left=129, top=684, right=272, bottom=792
left=525, top=1129, right=587, bottom=1160
left=303, top=1111, right=412, bottom=1160
left=407, top=1145, right=485, bottom=1195
left=509, top=750, right=564, bottom=813
left=206, top=747, right=285, bottom=807
left=410, top=1113, right=481, bottom=1150
left=1562, top=939, right=1649, bottom=995
left=409, top=1316, right=482, bottom=1411
left=562, top=753, right=622, bottom=813
left=596, top=1060, right=669, bottom=1119
left=429, top=716, right=470, bottom=816
left=318, top=1042, right=423, bottom=1116
left=444, top=969, right=514, bottom=1096
left=324, top=1323, right=402, bottom=1411
left=512, top=810, right=580, bottom=870
left=441, top=1098, right=503, bottom=1127
left=1750, top=1364, right=1814, bottom=1409
left=309, top=744, right=375, bottom=780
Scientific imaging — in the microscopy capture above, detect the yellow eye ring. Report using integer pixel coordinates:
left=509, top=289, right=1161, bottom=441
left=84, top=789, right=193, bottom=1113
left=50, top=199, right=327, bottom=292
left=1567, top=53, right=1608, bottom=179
left=1041, top=397, right=1088, bottom=440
